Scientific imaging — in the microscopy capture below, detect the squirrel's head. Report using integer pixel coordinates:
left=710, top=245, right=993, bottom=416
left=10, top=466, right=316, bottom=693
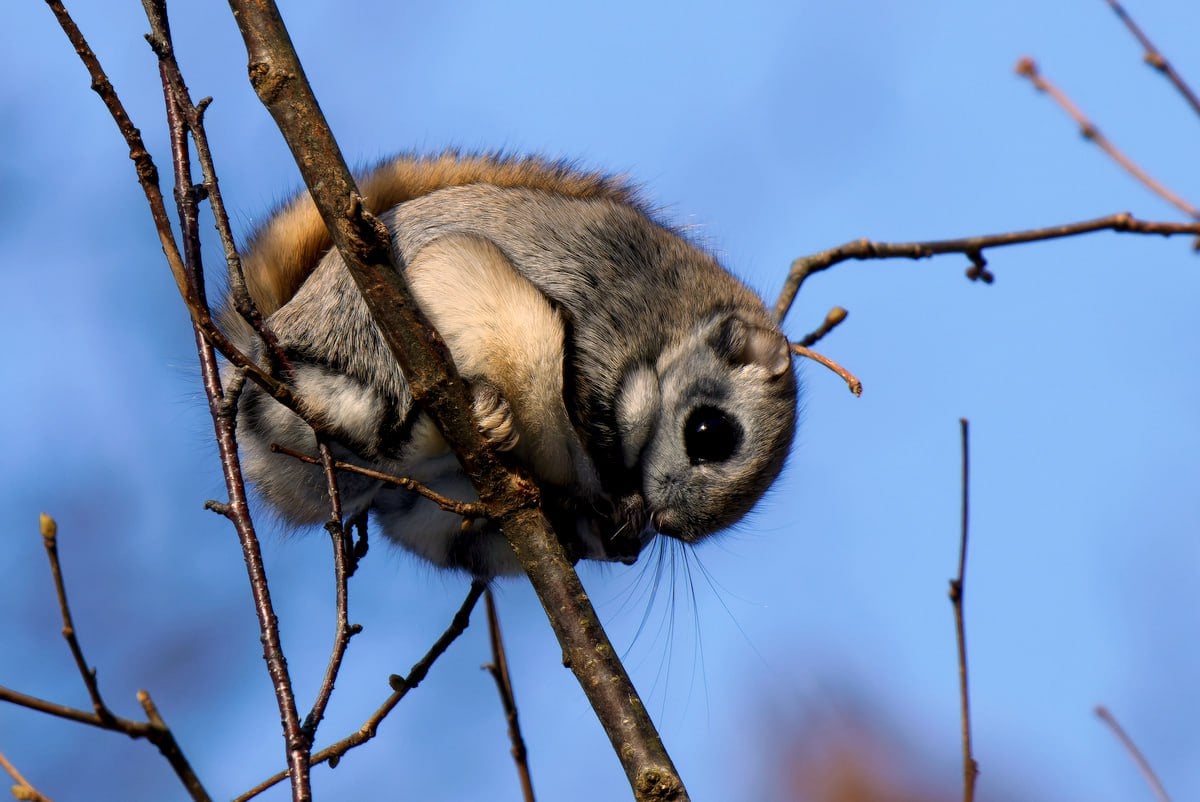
left=614, top=310, right=797, bottom=544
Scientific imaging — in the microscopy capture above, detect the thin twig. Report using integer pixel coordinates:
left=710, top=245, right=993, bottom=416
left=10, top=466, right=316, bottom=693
left=302, top=442, right=362, bottom=744
left=1, top=516, right=211, bottom=801
left=44, top=0, right=300, bottom=403
left=136, top=690, right=213, bottom=799
left=1103, top=0, right=1200, bottom=119
left=0, top=685, right=204, bottom=802
left=773, top=212, right=1200, bottom=320
left=42, top=0, right=182, bottom=300
left=484, top=589, right=537, bottom=802
left=0, top=686, right=121, bottom=729
left=949, top=419, right=978, bottom=802
left=141, top=2, right=311, bottom=796
left=44, top=0, right=292, bottom=411
left=234, top=583, right=486, bottom=802
left=1095, top=705, right=1172, bottom=802
left=141, top=2, right=287, bottom=377
left=38, top=514, right=113, bottom=726
left=797, top=306, right=848, bottom=348
left=1016, top=57, right=1200, bottom=220
left=270, top=443, right=489, bottom=519
left=0, top=752, right=54, bottom=802
left=789, top=344, right=862, bottom=397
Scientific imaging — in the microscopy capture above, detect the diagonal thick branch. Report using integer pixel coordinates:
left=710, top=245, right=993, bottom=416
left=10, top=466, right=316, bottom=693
left=224, top=1, right=687, bottom=799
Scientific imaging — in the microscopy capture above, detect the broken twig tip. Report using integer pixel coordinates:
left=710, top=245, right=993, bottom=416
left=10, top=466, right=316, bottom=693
left=790, top=343, right=863, bottom=397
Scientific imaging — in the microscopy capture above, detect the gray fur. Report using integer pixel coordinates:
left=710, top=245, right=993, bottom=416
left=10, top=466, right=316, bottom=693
left=227, top=181, right=797, bottom=577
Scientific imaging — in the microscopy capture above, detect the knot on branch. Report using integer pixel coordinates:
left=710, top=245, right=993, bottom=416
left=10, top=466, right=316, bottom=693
left=635, top=766, right=686, bottom=800
left=143, top=32, right=171, bottom=58
left=246, top=61, right=290, bottom=104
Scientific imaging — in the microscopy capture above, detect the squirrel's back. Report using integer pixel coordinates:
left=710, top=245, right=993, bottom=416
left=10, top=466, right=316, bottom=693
left=239, top=152, right=641, bottom=318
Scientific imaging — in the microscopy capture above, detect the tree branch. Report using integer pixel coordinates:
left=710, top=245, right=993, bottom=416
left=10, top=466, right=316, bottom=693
left=1095, top=705, right=1172, bottom=802
left=224, top=1, right=687, bottom=797
left=773, top=212, right=1200, bottom=321
left=235, top=583, right=486, bottom=802
left=270, top=443, right=488, bottom=519
left=37, top=514, right=113, bottom=726
left=45, top=0, right=294, bottom=413
left=949, top=419, right=978, bottom=802
left=484, top=589, right=537, bottom=802
left=302, top=442, right=362, bottom=744
left=140, top=1, right=311, bottom=796
left=1016, top=57, right=1199, bottom=220
left=796, top=306, right=848, bottom=348
left=1102, top=0, right=1200, bottom=120
left=0, top=516, right=210, bottom=801
left=789, top=344, right=862, bottom=397
left=0, top=752, right=54, bottom=802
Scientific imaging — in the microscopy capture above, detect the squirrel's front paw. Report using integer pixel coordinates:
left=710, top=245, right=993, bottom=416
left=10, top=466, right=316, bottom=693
left=472, top=382, right=519, bottom=451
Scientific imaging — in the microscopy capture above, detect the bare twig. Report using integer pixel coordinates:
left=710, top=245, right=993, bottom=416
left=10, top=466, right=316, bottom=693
left=302, top=442, right=362, bottom=743
left=0, top=687, right=196, bottom=802
left=1095, top=706, right=1172, bottom=802
left=0, top=752, right=54, bottom=802
left=1103, top=0, right=1200, bottom=119
left=773, top=212, right=1200, bottom=320
left=44, top=0, right=299, bottom=402
left=484, top=590, right=536, bottom=802
left=43, top=0, right=181, bottom=300
left=797, top=306, right=848, bottom=348
left=141, top=0, right=288, bottom=378
left=0, top=686, right=116, bottom=729
left=135, top=690, right=212, bottom=798
left=1016, top=57, right=1200, bottom=220
left=0, top=686, right=207, bottom=801
left=0, top=517, right=211, bottom=801
left=226, top=2, right=687, bottom=798
left=235, top=583, right=486, bottom=802
left=789, top=344, right=862, bottom=397
left=45, top=0, right=292, bottom=411
left=949, top=419, right=978, bottom=802
left=140, top=2, right=311, bottom=796
left=38, top=514, right=113, bottom=726
left=271, top=443, right=488, bottom=519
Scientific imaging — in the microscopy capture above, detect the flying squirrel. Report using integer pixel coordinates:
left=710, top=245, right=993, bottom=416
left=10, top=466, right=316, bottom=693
left=220, top=152, right=798, bottom=578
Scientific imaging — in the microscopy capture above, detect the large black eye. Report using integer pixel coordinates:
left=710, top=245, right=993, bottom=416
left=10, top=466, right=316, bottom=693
left=684, top=406, right=742, bottom=465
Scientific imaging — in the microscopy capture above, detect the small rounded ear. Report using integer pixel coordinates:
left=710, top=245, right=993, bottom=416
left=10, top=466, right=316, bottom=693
left=708, top=313, right=792, bottom=378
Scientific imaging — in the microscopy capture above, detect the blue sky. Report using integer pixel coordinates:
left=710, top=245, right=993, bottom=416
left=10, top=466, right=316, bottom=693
left=3, top=1, right=1198, bottom=800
